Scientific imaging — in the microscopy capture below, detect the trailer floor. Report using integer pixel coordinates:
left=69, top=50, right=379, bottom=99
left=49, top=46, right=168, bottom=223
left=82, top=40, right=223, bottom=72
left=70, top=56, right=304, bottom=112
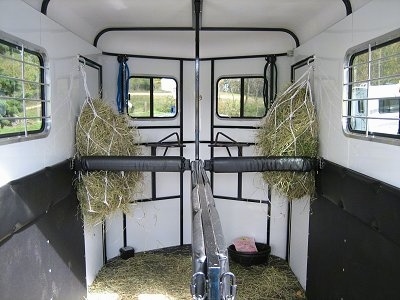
left=88, top=245, right=305, bottom=300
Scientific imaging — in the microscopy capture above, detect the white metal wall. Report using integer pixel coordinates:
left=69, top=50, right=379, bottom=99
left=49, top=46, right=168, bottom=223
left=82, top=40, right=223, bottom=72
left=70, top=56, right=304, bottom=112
left=0, top=0, right=100, bottom=187
left=0, top=0, right=103, bottom=288
left=289, top=0, right=400, bottom=289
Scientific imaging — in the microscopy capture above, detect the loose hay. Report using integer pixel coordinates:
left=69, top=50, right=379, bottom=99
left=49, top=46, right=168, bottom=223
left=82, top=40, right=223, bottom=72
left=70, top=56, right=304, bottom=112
left=89, top=246, right=305, bottom=300
left=75, top=98, right=142, bottom=225
left=256, top=72, right=318, bottom=200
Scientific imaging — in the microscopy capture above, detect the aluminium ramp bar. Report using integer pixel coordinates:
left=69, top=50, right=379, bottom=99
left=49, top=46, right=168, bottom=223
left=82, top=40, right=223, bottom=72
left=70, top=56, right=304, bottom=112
left=191, top=160, right=237, bottom=300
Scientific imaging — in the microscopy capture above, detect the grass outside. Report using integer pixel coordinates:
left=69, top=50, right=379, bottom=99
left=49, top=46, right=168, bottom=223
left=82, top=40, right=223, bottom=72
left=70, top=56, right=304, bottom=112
left=128, top=93, right=176, bottom=118
left=218, top=91, right=266, bottom=118
left=0, top=102, right=42, bottom=134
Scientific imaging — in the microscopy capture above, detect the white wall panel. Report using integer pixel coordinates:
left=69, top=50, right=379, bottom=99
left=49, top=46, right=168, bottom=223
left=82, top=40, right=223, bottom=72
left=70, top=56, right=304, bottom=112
left=241, top=172, right=267, bottom=200
left=290, top=0, right=400, bottom=289
left=295, top=0, right=400, bottom=188
left=126, top=200, right=181, bottom=252
left=99, top=55, right=192, bottom=255
left=83, top=223, right=104, bottom=286
left=105, top=212, right=124, bottom=259
left=269, top=189, right=289, bottom=259
left=215, top=199, right=269, bottom=247
left=289, top=197, right=310, bottom=289
left=0, top=0, right=100, bottom=187
left=0, top=1, right=103, bottom=291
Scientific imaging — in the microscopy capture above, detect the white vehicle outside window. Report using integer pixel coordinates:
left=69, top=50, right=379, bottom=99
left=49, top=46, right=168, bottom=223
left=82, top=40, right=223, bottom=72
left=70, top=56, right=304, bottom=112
left=343, top=29, right=400, bottom=143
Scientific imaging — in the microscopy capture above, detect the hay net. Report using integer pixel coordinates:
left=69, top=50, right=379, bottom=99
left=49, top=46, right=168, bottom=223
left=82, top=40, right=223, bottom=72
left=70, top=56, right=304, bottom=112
left=256, top=64, right=318, bottom=200
left=75, top=60, right=142, bottom=225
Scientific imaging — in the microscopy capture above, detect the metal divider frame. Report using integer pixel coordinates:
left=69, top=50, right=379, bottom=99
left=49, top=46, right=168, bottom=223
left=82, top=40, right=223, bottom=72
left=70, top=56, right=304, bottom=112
left=190, top=160, right=237, bottom=300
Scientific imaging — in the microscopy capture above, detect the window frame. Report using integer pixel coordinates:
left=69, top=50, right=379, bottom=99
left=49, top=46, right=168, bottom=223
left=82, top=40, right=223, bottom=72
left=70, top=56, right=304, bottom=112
left=343, top=28, right=400, bottom=145
left=0, top=30, right=49, bottom=145
left=127, top=75, right=178, bottom=119
left=216, top=75, right=267, bottom=119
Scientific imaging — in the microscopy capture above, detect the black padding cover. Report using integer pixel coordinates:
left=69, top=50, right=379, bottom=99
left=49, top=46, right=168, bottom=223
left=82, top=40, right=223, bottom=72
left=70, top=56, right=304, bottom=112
left=0, top=160, right=75, bottom=244
left=75, top=156, right=190, bottom=172
left=317, top=161, right=400, bottom=246
left=204, top=156, right=317, bottom=173
left=0, top=160, right=86, bottom=299
left=307, top=160, right=400, bottom=299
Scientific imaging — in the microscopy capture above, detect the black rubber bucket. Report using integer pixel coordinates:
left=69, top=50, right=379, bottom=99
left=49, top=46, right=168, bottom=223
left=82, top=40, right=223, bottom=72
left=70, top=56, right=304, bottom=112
left=228, top=242, right=271, bottom=266
left=120, top=246, right=135, bottom=260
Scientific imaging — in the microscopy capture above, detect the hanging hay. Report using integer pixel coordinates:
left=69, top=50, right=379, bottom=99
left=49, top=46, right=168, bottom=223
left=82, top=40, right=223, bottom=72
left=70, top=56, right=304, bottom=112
left=256, top=71, right=318, bottom=200
left=75, top=98, right=142, bottom=225
left=88, top=245, right=306, bottom=300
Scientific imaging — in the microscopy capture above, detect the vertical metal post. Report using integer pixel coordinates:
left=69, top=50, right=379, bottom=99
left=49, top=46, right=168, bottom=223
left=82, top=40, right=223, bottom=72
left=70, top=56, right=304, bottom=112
left=194, top=0, right=201, bottom=160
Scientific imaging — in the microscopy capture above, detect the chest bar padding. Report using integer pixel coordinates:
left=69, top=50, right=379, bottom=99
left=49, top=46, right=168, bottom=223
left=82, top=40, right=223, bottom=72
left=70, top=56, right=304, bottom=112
left=204, top=156, right=318, bottom=173
left=75, top=156, right=191, bottom=172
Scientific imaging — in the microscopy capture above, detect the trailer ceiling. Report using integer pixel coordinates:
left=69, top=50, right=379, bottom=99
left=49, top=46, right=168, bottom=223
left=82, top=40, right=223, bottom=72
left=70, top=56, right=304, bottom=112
left=22, top=0, right=372, bottom=58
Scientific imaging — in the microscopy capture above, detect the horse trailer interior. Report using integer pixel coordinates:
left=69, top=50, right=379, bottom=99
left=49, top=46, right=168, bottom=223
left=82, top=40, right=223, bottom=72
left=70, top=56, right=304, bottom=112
left=0, top=0, right=399, bottom=299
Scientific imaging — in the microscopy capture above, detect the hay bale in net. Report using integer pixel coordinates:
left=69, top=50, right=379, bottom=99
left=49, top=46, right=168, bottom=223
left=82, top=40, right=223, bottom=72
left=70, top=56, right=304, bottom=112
left=256, top=72, right=318, bottom=200
left=75, top=98, right=142, bottom=225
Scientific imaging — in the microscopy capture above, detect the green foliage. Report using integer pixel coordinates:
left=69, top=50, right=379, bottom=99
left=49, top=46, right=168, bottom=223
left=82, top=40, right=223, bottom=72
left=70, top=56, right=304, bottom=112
left=353, top=40, right=400, bottom=85
left=0, top=40, right=43, bottom=133
left=0, top=100, right=23, bottom=128
left=128, top=93, right=176, bottom=117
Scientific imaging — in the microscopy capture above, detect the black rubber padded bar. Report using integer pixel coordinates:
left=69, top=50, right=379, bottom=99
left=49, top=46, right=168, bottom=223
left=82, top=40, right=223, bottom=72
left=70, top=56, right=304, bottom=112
left=204, top=156, right=318, bottom=173
left=75, top=156, right=191, bottom=172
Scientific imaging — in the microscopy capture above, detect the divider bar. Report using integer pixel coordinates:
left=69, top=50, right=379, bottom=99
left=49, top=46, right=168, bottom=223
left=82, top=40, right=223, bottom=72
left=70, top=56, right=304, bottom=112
left=191, top=161, right=236, bottom=300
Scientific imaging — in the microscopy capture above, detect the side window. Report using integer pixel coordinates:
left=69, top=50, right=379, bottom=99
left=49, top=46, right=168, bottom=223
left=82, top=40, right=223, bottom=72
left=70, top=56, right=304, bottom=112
left=343, top=30, right=400, bottom=141
left=0, top=33, right=49, bottom=142
left=127, top=76, right=177, bottom=118
left=217, top=76, right=266, bottom=118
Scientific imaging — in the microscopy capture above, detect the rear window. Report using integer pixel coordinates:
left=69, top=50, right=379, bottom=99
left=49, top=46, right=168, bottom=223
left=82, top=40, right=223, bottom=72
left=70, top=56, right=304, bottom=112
left=216, top=76, right=266, bottom=118
left=127, top=76, right=177, bottom=118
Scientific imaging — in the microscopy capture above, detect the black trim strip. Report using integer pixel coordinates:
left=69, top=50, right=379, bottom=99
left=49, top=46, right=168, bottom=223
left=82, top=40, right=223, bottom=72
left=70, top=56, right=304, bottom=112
left=40, top=0, right=50, bottom=14
left=203, top=52, right=288, bottom=61
left=213, top=125, right=259, bottom=129
left=79, top=55, right=103, bottom=98
left=210, top=60, right=215, bottom=189
left=267, top=187, right=271, bottom=245
left=214, top=195, right=269, bottom=205
left=132, top=195, right=181, bottom=203
left=179, top=60, right=184, bottom=245
left=123, top=213, right=127, bottom=247
left=342, top=0, right=353, bottom=15
left=137, top=125, right=181, bottom=129
left=94, top=27, right=193, bottom=47
left=286, top=201, right=292, bottom=262
left=290, top=55, right=314, bottom=82
left=102, top=51, right=288, bottom=62
left=202, top=27, right=300, bottom=47
left=103, top=51, right=193, bottom=61
left=95, top=27, right=299, bottom=48
left=102, top=221, right=107, bottom=264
